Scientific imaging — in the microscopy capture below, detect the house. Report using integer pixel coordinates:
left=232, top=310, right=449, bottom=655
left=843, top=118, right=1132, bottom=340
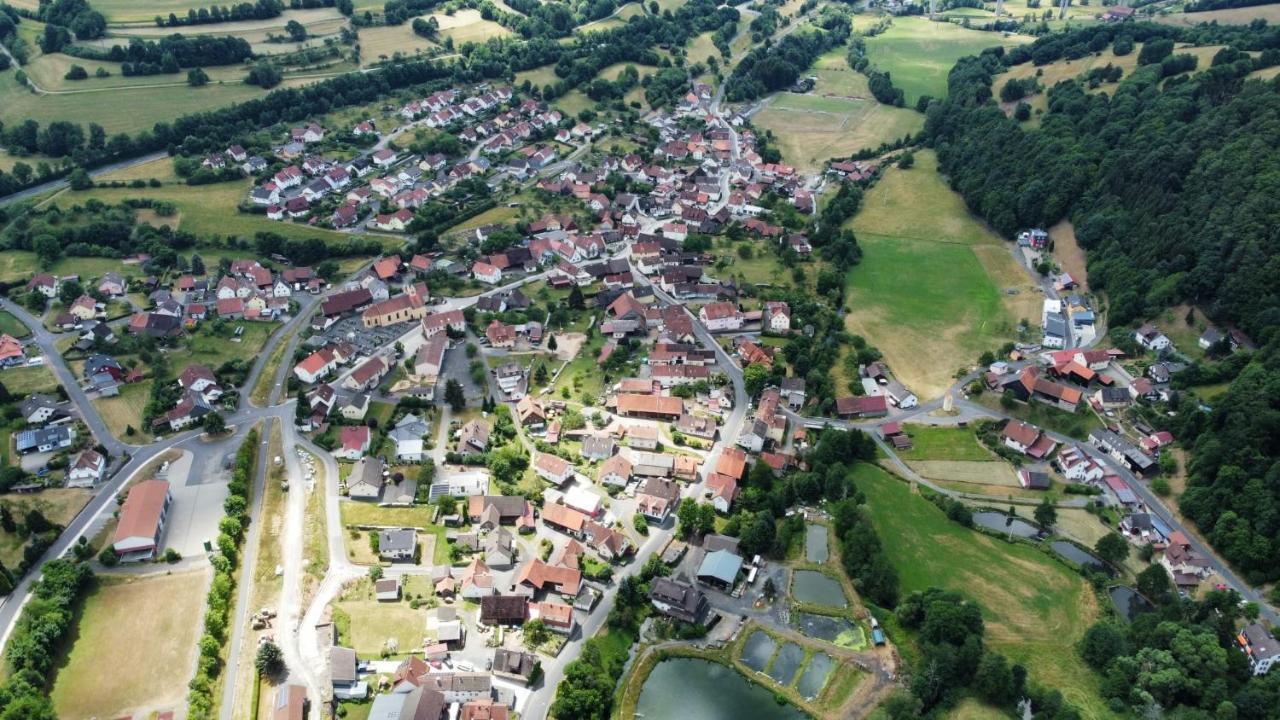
left=583, top=520, right=630, bottom=561
left=330, top=646, right=366, bottom=700
left=1089, top=429, right=1156, bottom=476
left=390, top=413, right=429, bottom=463
left=368, top=687, right=446, bottom=720
left=1134, top=324, right=1172, bottom=352
left=341, top=393, right=371, bottom=421
left=834, top=395, right=888, bottom=419
left=1001, top=420, right=1057, bottom=459
left=763, top=301, right=791, bottom=332
left=485, top=320, right=517, bottom=348
left=580, top=434, right=616, bottom=461
left=1160, top=531, right=1211, bottom=588
left=541, top=502, right=588, bottom=537
left=615, top=394, right=683, bottom=420
left=457, top=419, right=491, bottom=454
left=1057, top=445, right=1105, bottom=483
left=346, top=456, right=385, bottom=498
left=112, top=480, right=171, bottom=562
left=375, top=577, right=401, bottom=602
left=534, top=452, right=575, bottom=486
left=98, top=272, right=126, bottom=297
left=468, top=495, right=536, bottom=532
left=636, top=477, right=681, bottom=523
left=414, top=335, right=448, bottom=379
left=696, top=548, right=743, bottom=591
left=67, top=449, right=106, bottom=488
left=379, top=528, right=417, bottom=562
left=698, top=302, right=743, bottom=331
left=516, top=558, right=582, bottom=598
left=626, top=424, right=659, bottom=450
left=704, top=472, right=738, bottom=513
left=0, top=334, right=24, bottom=367
left=20, top=394, right=61, bottom=425
left=1238, top=624, right=1280, bottom=676
left=598, top=454, right=633, bottom=487
left=26, top=273, right=58, bottom=298
left=15, top=425, right=74, bottom=454
left=344, top=355, right=391, bottom=392
left=271, top=684, right=308, bottom=720
left=492, top=649, right=539, bottom=684
left=480, top=595, right=528, bottom=626
left=472, top=261, right=503, bottom=285
left=529, top=600, right=575, bottom=635
left=421, top=309, right=466, bottom=338
left=650, top=576, right=708, bottom=624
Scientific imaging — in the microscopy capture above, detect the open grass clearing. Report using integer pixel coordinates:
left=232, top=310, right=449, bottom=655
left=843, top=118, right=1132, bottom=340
left=906, top=459, right=1024, bottom=489
left=359, top=22, right=439, bottom=65
left=855, top=464, right=1114, bottom=719
left=687, top=29, right=723, bottom=64
left=333, top=578, right=431, bottom=658
left=843, top=150, right=1038, bottom=399
left=515, top=64, right=562, bottom=88
left=553, top=89, right=597, bottom=118
left=171, top=321, right=276, bottom=378
left=949, top=698, right=1010, bottom=720
left=51, top=570, right=208, bottom=720
left=430, top=8, right=512, bottom=43
left=753, top=93, right=922, bottom=171
left=810, top=48, right=872, bottom=97
left=0, top=311, right=30, bottom=339
left=864, top=17, right=1028, bottom=104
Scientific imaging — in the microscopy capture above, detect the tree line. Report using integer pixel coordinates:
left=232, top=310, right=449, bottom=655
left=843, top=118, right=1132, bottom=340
left=64, top=34, right=255, bottom=76
left=724, top=9, right=851, bottom=101
left=923, top=21, right=1280, bottom=584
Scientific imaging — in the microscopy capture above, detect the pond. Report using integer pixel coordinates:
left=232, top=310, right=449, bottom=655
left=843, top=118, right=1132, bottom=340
left=792, top=570, right=848, bottom=608
left=1050, top=540, right=1112, bottom=574
left=1109, top=585, right=1153, bottom=622
left=805, top=524, right=829, bottom=563
left=767, top=642, right=805, bottom=685
left=792, top=612, right=865, bottom=649
left=741, top=630, right=778, bottom=672
left=796, top=652, right=835, bottom=699
left=972, top=511, right=1041, bottom=538
left=636, top=658, right=809, bottom=720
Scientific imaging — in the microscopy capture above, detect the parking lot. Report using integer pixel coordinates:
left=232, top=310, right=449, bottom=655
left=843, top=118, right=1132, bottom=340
left=157, top=449, right=232, bottom=557
left=308, top=316, right=419, bottom=358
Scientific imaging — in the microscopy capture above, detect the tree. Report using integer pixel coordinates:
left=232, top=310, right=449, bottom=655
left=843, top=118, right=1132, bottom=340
left=677, top=500, right=700, bottom=538
left=548, top=334, right=558, bottom=351
left=973, top=652, right=1016, bottom=705
left=633, top=514, right=648, bottom=535
left=1094, top=532, right=1130, bottom=565
left=524, top=618, right=550, bottom=648
left=567, top=285, right=585, bottom=310
left=285, top=19, right=306, bottom=41
left=897, top=151, right=915, bottom=169
left=67, top=168, right=93, bottom=191
left=256, top=640, right=284, bottom=677
left=445, top=379, right=465, bottom=411
left=1078, top=622, right=1127, bottom=669
left=1136, top=564, right=1172, bottom=603
left=368, top=564, right=383, bottom=581
left=187, top=67, right=209, bottom=86
left=743, top=364, right=769, bottom=398
left=1033, top=498, right=1057, bottom=529
left=203, top=412, right=227, bottom=435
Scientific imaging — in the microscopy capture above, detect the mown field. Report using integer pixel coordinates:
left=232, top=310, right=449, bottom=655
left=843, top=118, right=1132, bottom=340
left=51, top=570, right=208, bottom=720
left=854, top=464, right=1114, bottom=720
left=1155, top=3, right=1280, bottom=26
left=864, top=17, right=1029, bottom=104
left=844, top=150, right=1039, bottom=399
left=753, top=93, right=922, bottom=171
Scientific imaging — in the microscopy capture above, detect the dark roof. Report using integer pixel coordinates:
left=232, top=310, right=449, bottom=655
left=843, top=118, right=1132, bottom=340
left=480, top=595, right=528, bottom=624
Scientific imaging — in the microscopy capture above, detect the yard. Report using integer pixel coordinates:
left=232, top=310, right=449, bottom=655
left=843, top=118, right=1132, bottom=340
left=844, top=150, right=1039, bottom=400
left=894, top=425, right=992, bottom=462
left=92, top=380, right=152, bottom=442
left=864, top=17, right=1028, bottom=105
left=172, top=321, right=277, bottom=376
left=855, top=464, right=1114, bottom=720
left=333, top=579, right=432, bottom=658
left=0, top=364, right=59, bottom=395
left=51, top=570, right=208, bottom=720
left=339, top=501, right=449, bottom=564
left=0, top=312, right=28, bottom=339
left=972, top=391, right=1102, bottom=441
left=752, top=92, right=922, bottom=172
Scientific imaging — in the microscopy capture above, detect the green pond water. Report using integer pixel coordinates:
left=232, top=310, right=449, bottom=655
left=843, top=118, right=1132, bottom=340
left=636, top=658, right=809, bottom=720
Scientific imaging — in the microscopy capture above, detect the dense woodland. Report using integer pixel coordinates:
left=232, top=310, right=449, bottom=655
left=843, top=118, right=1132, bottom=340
left=925, top=23, right=1280, bottom=583
left=724, top=8, right=850, bottom=101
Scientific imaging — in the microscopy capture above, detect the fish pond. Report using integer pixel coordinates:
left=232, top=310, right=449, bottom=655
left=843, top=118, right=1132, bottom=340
left=971, top=511, right=1041, bottom=538
left=796, top=652, right=835, bottom=699
left=792, top=612, right=866, bottom=649
left=636, top=658, right=809, bottom=720
left=792, top=570, right=848, bottom=608
left=741, top=630, right=779, bottom=672
left=767, top=642, right=806, bottom=684
left=805, top=524, right=829, bottom=563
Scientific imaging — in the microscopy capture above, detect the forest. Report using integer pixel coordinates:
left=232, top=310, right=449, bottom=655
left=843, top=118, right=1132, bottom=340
left=924, top=22, right=1280, bottom=585
left=724, top=9, right=850, bottom=101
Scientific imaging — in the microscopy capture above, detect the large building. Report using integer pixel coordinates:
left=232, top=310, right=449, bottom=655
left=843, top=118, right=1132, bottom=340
left=112, top=479, right=172, bottom=562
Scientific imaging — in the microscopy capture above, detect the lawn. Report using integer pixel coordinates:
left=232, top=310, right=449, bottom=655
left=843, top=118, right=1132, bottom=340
left=340, top=500, right=436, bottom=529
left=93, top=380, right=153, bottom=442
left=854, top=464, right=1114, bottom=720
left=93, top=156, right=181, bottom=185
left=752, top=92, right=923, bottom=171
left=172, top=321, right=277, bottom=378
left=0, top=488, right=92, bottom=567
left=251, top=330, right=294, bottom=406
left=0, top=311, right=30, bottom=339
left=844, top=150, right=1039, bottom=399
left=51, top=570, right=208, bottom=720
left=0, top=364, right=58, bottom=395
left=895, top=425, right=993, bottom=462
left=864, top=17, right=1028, bottom=104
left=334, top=592, right=429, bottom=657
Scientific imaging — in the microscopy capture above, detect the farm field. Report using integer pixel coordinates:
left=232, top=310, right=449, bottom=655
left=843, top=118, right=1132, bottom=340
left=905, top=459, right=1034, bottom=497
left=575, top=3, right=645, bottom=34
left=844, top=151, right=1038, bottom=400
left=854, top=464, right=1114, bottom=720
left=998, top=0, right=1101, bottom=20
left=864, top=17, right=1028, bottom=104
left=50, top=570, right=208, bottom=720
left=107, top=8, right=347, bottom=38
left=809, top=48, right=871, bottom=97
left=752, top=93, right=922, bottom=172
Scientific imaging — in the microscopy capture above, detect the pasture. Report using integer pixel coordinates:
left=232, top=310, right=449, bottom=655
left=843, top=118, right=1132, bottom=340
left=51, top=570, right=208, bottom=720
left=752, top=93, right=923, bottom=171
left=1156, top=3, right=1280, bottom=26
left=358, top=23, right=440, bottom=65
left=854, top=464, right=1114, bottom=720
left=864, top=17, right=1028, bottom=104
left=844, top=151, right=1038, bottom=399
left=431, top=9, right=512, bottom=44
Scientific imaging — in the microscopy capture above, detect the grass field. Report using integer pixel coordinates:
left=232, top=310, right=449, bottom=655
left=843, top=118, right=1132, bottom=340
left=0, top=311, right=30, bottom=339
left=844, top=151, right=1038, bottom=399
left=855, top=464, right=1113, bottom=719
left=356, top=22, right=438, bottom=65
left=56, top=182, right=398, bottom=248
left=0, top=488, right=92, bottom=568
left=93, top=381, right=153, bottom=442
left=51, top=570, right=207, bottom=720
left=429, top=8, right=511, bottom=43
left=864, top=17, right=1028, bottom=104
left=752, top=93, right=923, bottom=171
left=1156, top=3, right=1280, bottom=26
left=999, top=0, right=1101, bottom=21
left=0, top=364, right=59, bottom=395
left=810, top=48, right=871, bottom=96
left=515, top=64, right=562, bottom=88
left=906, top=459, right=1030, bottom=496
left=895, top=425, right=992, bottom=462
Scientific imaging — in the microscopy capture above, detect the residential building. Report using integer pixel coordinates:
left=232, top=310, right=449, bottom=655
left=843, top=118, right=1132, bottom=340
left=649, top=576, right=708, bottom=623
left=347, top=456, right=385, bottom=499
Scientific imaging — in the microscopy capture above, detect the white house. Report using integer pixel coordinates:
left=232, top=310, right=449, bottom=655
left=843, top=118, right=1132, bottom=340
left=67, top=449, right=106, bottom=488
